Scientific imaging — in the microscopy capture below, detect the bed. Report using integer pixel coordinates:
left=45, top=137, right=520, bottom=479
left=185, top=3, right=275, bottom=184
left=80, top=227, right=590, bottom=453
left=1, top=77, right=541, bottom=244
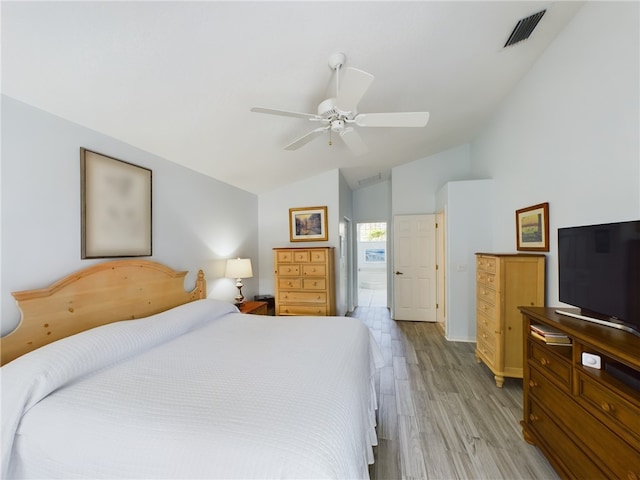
left=1, top=260, right=383, bottom=479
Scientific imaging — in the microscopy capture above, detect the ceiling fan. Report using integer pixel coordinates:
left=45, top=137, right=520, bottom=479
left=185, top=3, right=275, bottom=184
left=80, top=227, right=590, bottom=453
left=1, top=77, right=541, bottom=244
left=250, top=53, right=430, bottom=156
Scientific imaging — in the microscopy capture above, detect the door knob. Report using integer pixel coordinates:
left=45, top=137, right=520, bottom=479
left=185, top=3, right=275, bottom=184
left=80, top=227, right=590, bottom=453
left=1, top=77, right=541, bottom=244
left=395, top=271, right=404, bottom=275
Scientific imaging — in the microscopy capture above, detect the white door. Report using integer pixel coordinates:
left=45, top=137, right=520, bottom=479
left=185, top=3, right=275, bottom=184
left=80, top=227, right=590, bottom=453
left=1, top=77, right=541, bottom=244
left=392, top=214, right=436, bottom=321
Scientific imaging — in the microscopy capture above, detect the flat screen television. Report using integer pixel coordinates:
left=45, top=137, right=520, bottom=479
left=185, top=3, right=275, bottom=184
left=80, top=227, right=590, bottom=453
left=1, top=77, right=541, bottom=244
left=557, top=220, right=640, bottom=337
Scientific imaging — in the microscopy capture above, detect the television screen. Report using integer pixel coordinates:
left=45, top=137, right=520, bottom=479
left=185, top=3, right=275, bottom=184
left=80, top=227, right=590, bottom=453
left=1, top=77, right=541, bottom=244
left=558, top=220, right=640, bottom=335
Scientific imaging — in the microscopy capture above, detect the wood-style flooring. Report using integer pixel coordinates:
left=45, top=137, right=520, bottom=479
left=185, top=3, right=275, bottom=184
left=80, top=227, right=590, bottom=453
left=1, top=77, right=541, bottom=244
left=348, top=306, right=559, bottom=480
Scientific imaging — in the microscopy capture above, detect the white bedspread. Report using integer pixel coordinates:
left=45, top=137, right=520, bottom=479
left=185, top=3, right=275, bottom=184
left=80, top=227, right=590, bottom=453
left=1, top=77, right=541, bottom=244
left=1, top=299, right=383, bottom=479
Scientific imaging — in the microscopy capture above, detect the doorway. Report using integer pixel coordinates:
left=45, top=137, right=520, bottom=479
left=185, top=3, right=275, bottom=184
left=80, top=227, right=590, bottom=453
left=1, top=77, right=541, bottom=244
left=356, top=222, right=387, bottom=307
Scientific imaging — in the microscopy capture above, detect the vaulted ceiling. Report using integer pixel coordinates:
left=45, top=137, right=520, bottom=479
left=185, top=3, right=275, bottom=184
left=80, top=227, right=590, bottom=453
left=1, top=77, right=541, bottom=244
left=2, top=1, right=584, bottom=194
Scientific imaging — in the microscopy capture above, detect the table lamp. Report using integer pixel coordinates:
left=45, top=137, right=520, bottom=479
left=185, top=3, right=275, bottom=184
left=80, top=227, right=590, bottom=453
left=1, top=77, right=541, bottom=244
left=225, top=258, right=253, bottom=305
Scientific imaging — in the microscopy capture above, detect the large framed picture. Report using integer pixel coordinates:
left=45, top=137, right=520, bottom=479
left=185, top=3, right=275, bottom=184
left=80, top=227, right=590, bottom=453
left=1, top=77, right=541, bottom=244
left=289, top=206, right=328, bottom=242
left=515, top=202, right=549, bottom=252
left=81, top=148, right=152, bottom=258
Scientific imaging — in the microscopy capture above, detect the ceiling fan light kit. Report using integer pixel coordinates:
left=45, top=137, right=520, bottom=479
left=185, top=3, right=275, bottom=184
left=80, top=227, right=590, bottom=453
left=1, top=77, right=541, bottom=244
left=250, top=53, right=430, bottom=156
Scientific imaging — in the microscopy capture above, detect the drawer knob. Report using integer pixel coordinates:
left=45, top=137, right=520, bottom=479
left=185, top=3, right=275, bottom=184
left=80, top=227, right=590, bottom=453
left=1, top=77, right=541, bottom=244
left=540, top=358, right=551, bottom=367
left=529, top=414, right=539, bottom=422
left=287, top=282, right=292, bottom=286
left=600, top=402, right=614, bottom=413
left=529, top=380, right=538, bottom=388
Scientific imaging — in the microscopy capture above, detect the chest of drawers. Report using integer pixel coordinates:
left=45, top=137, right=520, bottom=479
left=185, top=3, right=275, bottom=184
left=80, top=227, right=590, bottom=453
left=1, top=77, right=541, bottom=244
left=520, top=307, right=640, bottom=479
left=273, top=247, right=335, bottom=316
left=475, top=253, right=545, bottom=387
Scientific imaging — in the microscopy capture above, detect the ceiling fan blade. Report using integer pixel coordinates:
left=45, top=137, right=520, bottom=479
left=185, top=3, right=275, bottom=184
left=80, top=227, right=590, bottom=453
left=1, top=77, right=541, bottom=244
left=250, top=107, right=319, bottom=120
left=339, top=127, right=368, bottom=156
left=284, top=127, right=328, bottom=150
left=355, top=112, right=430, bottom=128
left=335, top=67, right=374, bottom=114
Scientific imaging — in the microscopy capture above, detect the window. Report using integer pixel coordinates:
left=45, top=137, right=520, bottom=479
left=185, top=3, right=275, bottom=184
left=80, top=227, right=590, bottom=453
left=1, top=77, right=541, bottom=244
left=359, top=223, right=387, bottom=242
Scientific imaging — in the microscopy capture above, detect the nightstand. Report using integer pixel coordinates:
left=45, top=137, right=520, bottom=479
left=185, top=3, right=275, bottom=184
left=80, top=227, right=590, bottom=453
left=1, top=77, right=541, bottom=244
left=238, top=301, right=268, bottom=315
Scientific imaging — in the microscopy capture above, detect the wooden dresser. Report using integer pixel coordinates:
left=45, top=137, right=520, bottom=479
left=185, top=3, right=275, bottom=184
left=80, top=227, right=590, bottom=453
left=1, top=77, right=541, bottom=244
left=273, top=247, right=335, bottom=316
left=475, top=253, right=545, bottom=387
left=519, top=307, right=640, bottom=479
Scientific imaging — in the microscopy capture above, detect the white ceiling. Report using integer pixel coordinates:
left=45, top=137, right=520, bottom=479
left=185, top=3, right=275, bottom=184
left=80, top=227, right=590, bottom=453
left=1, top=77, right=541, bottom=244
left=2, top=1, right=584, bottom=194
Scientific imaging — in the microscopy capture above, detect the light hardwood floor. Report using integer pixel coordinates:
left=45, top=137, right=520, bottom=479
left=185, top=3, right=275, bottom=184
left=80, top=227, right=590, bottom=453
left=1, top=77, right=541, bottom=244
left=348, top=306, right=560, bottom=480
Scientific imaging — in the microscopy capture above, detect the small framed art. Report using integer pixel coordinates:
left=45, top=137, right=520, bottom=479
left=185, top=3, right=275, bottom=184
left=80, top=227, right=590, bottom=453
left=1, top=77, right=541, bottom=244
left=289, top=206, right=328, bottom=242
left=81, top=148, right=152, bottom=258
left=515, top=202, right=549, bottom=252
left=364, top=248, right=386, bottom=262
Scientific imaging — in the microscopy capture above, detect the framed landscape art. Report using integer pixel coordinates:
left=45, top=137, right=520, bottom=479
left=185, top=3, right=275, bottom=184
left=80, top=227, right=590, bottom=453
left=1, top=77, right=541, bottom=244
left=289, top=206, right=328, bottom=242
left=516, top=202, right=549, bottom=252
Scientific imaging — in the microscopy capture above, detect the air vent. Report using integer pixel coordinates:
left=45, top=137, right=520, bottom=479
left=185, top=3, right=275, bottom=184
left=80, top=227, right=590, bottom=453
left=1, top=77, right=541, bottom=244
left=358, top=173, right=382, bottom=187
left=504, top=9, right=546, bottom=47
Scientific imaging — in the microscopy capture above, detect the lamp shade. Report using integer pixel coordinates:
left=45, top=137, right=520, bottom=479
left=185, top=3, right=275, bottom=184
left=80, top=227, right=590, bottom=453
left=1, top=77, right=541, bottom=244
left=225, top=258, right=253, bottom=279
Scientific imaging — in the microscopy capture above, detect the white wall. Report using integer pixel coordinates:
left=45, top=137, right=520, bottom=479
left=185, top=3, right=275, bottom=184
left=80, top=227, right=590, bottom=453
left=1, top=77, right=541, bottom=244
left=353, top=181, right=391, bottom=223
left=470, top=1, right=640, bottom=308
left=257, top=169, right=347, bottom=313
left=392, top=144, right=472, bottom=215
left=1, top=96, right=259, bottom=335
left=436, top=180, right=494, bottom=341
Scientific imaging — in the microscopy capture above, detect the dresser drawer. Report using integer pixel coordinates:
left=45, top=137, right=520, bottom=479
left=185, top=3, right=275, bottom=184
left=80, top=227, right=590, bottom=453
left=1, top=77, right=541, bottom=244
left=302, top=264, right=326, bottom=276
left=293, top=251, right=310, bottom=262
left=277, top=251, right=293, bottom=263
left=528, top=367, right=572, bottom=411
left=279, top=291, right=327, bottom=304
left=477, top=299, right=497, bottom=322
left=477, top=319, right=498, bottom=347
left=477, top=311, right=497, bottom=333
left=577, top=371, right=640, bottom=445
left=303, top=278, right=326, bottom=290
left=278, top=277, right=301, bottom=289
left=476, top=271, right=497, bottom=288
left=276, top=265, right=300, bottom=275
left=528, top=340, right=572, bottom=392
left=476, top=256, right=497, bottom=273
left=527, top=400, right=605, bottom=479
left=535, top=387, right=640, bottom=479
left=278, top=305, right=327, bottom=316
left=477, top=336, right=496, bottom=367
left=309, top=250, right=327, bottom=262
left=477, top=285, right=496, bottom=306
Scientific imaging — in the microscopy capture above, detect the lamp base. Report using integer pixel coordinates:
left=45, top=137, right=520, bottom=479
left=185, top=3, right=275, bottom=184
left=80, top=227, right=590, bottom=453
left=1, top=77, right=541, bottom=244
left=234, top=280, right=245, bottom=306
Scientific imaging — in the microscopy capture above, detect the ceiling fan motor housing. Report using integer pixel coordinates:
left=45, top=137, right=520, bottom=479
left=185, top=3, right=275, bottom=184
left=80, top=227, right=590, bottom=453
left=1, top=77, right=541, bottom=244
left=317, top=97, right=356, bottom=121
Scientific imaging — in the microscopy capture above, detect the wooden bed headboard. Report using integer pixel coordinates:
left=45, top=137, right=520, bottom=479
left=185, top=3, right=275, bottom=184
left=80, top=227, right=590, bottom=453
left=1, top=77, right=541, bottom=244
left=1, top=260, right=206, bottom=365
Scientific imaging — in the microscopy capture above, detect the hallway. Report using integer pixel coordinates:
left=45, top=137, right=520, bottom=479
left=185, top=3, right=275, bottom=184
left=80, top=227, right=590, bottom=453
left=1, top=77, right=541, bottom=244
left=358, top=287, right=387, bottom=308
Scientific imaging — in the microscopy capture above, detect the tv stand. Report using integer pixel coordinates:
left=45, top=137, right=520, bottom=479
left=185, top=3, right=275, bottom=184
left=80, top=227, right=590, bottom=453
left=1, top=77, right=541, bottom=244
left=555, top=308, right=640, bottom=337
left=519, top=307, right=640, bottom=479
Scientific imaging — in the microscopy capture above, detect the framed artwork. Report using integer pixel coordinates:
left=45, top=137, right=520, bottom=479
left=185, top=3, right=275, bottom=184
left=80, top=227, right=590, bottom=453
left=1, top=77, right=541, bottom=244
left=364, top=248, right=386, bottom=263
left=81, top=148, right=152, bottom=258
left=516, top=202, right=549, bottom=252
left=289, top=206, right=328, bottom=242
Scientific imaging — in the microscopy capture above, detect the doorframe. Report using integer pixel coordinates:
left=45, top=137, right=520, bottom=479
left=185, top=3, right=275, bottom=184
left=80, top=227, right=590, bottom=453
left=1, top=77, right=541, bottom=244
left=343, top=216, right=355, bottom=313
left=355, top=221, right=388, bottom=308
left=436, top=209, right=446, bottom=330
